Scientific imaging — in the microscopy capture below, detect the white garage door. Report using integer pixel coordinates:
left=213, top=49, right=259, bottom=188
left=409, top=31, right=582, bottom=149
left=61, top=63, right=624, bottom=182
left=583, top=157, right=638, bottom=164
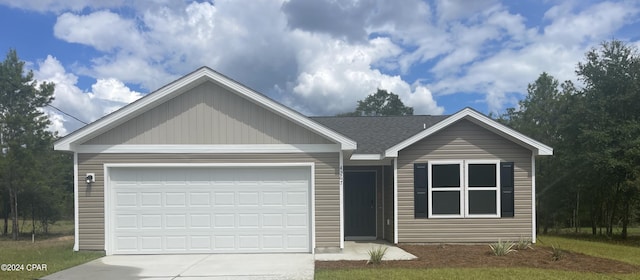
left=107, top=166, right=311, bottom=254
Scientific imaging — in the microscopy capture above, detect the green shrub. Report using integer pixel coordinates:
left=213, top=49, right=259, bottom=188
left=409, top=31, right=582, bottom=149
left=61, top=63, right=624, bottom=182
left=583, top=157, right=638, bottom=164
left=489, top=239, right=516, bottom=256
left=367, top=246, right=388, bottom=264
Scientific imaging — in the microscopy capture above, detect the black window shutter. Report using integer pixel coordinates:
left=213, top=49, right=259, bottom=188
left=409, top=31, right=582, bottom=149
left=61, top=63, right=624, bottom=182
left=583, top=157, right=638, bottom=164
left=500, top=162, right=515, bottom=217
left=414, top=163, right=428, bottom=218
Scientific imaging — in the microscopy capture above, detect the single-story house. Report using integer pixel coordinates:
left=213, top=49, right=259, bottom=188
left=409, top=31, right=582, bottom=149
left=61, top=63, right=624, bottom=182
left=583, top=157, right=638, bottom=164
left=54, top=67, right=553, bottom=255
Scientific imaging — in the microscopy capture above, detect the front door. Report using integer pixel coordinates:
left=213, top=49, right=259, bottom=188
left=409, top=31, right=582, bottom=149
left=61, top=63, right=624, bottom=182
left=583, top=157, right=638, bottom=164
left=344, top=171, right=376, bottom=239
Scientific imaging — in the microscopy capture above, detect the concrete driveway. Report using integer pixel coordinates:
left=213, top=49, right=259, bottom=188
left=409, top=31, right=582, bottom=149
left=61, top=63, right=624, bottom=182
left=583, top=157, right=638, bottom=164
left=42, top=253, right=314, bottom=280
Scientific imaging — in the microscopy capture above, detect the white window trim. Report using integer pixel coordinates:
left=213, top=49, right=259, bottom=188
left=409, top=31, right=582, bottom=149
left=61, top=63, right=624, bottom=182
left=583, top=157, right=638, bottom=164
left=427, top=160, right=464, bottom=218
left=465, top=160, right=501, bottom=218
left=427, top=160, right=501, bottom=219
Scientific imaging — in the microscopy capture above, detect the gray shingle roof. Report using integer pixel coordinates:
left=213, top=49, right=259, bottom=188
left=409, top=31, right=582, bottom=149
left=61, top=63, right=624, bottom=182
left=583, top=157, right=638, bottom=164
left=310, top=115, right=449, bottom=154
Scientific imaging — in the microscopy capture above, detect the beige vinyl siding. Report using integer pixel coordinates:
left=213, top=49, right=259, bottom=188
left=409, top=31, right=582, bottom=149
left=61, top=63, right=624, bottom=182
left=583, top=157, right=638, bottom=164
left=383, top=165, right=394, bottom=242
left=83, top=82, right=332, bottom=145
left=77, top=153, right=340, bottom=251
left=397, top=119, right=533, bottom=243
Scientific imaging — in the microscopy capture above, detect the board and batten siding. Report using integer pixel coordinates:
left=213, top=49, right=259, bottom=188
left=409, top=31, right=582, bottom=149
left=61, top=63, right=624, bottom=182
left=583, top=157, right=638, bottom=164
left=77, top=153, right=340, bottom=251
left=397, top=119, right=533, bottom=243
left=83, top=82, right=332, bottom=145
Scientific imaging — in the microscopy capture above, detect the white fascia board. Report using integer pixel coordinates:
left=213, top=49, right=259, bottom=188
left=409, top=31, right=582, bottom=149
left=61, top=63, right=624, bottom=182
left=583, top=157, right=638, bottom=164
left=73, top=144, right=340, bottom=154
left=384, top=107, right=554, bottom=157
left=349, top=154, right=382, bottom=160
left=54, top=67, right=357, bottom=151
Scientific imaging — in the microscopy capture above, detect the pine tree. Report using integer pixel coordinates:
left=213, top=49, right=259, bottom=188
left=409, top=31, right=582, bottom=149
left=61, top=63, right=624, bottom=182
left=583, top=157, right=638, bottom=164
left=0, top=49, right=55, bottom=240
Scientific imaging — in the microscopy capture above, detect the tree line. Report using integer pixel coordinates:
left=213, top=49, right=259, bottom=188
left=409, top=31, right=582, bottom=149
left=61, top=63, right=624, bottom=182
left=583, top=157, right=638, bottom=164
left=0, top=50, right=72, bottom=240
left=501, top=40, right=640, bottom=238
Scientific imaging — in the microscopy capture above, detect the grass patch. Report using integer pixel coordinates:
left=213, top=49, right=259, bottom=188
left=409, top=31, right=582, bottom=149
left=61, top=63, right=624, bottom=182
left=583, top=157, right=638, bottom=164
left=549, top=227, right=640, bottom=247
left=538, top=235, right=640, bottom=266
left=0, top=220, right=102, bottom=279
left=0, top=219, right=75, bottom=241
left=315, top=267, right=640, bottom=280
left=0, top=237, right=103, bottom=280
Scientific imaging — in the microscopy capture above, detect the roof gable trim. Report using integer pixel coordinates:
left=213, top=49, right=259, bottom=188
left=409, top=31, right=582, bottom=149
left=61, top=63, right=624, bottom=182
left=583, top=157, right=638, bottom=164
left=384, top=108, right=553, bottom=157
left=54, top=67, right=356, bottom=151
left=73, top=144, right=340, bottom=154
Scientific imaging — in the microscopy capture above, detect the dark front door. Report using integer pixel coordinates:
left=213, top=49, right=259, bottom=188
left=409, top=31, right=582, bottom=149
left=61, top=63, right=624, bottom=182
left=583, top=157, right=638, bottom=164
left=344, top=171, right=376, bottom=238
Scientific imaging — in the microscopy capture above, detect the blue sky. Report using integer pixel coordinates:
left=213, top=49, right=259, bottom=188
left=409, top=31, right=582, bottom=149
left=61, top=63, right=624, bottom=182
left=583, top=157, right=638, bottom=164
left=0, top=0, right=638, bottom=135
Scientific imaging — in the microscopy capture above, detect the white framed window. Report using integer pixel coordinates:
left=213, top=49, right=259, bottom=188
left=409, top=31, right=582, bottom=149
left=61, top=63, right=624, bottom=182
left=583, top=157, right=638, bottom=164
left=427, top=160, right=464, bottom=218
left=427, top=160, right=501, bottom=218
left=465, top=160, right=501, bottom=218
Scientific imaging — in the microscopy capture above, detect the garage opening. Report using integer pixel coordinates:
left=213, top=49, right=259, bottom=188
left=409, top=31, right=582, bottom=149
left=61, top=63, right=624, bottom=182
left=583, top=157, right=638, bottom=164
left=106, top=166, right=311, bottom=255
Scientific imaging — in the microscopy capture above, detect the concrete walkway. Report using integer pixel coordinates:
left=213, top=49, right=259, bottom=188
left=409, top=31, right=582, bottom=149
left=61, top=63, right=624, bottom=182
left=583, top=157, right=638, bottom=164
left=315, top=241, right=417, bottom=261
left=43, top=241, right=414, bottom=279
left=42, top=253, right=314, bottom=280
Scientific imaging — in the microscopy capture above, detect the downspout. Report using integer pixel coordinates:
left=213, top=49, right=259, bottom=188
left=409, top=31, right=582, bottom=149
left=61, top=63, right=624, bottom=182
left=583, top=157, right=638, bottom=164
left=393, top=158, right=398, bottom=244
left=339, top=151, right=344, bottom=249
left=531, top=153, right=536, bottom=244
left=73, top=152, right=79, bottom=251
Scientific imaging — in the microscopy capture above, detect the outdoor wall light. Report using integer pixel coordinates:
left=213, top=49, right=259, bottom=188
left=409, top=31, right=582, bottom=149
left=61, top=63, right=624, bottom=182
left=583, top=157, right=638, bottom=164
left=86, top=173, right=95, bottom=184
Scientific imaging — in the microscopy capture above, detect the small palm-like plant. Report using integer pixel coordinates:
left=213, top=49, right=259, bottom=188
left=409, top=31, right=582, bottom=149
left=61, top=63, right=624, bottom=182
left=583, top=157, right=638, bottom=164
left=489, top=239, right=516, bottom=256
left=551, top=244, right=564, bottom=261
left=367, top=246, right=388, bottom=264
left=516, top=236, right=533, bottom=250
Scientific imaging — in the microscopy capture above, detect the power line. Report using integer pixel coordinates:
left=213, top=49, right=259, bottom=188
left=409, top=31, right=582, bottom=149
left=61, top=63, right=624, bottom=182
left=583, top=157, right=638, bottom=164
left=47, top=104, right=88, bottom=125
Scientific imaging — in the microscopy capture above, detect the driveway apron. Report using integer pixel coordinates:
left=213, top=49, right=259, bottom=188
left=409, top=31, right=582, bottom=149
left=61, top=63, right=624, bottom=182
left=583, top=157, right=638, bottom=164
left=42, top=253, right=314, bottom=280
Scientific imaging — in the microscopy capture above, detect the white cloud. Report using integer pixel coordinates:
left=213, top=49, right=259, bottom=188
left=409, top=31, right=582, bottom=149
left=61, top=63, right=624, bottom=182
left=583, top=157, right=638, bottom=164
left=435, top=0, right=499, bottom=22
left=289, top=34, right=443, bottom=115
left=0, top=0, right=124, bottom=13
left=90, top=78, right=143, bottom=103
left=5, top=0, right=640, bottom=136
left=54, top=11, right=145, bottom=53
left=426, top=0, right=640, bottom=112
left=543, top=1, right=639, bottom=46
left=33, top=55, right=142, bottom=135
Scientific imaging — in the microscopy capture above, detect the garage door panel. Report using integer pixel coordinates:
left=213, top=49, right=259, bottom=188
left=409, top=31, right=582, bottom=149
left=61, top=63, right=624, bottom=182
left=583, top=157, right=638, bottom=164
left=165, top=214, right=186, bottom=228
left=115, top=236, right=137, bottom=251
left=115, top=215, right=137, bottom=229
left=109, top=167, right=311, bottom=254
left=238, top=192, right=259, bottom=205
left=214, top=192, right=235, bottom=206
left=166, top=236, right=187, bottom=250
left=239, top=235, right=259, bottom=249
left=263, top=214, right=283, bottom=227
left=190, top=214, right=212, bottom=228
left=239, top=214, right=259, bottom=228
left=141, top=193, right=161, bottom=206
left=141, top=215, right=162, bottom=229
left=287, top=213, right=309, bottom=227
left=288, top=234, right=309, bottom=249
left=190, top=236, right=212, bottom=249
left=190, top=192, right=211, bottom=206
left=141, top=236, right=162, bottom=250
left=166, top=192, right=186, bottom=206
left=116, top=193, right=137, bottom=207
left=287, top=192, right=308, bottom=206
